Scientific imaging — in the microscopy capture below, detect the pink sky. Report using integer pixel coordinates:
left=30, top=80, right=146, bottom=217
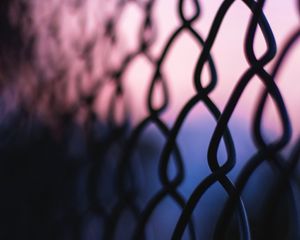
left=27, top=0, right=300, bottom=143
left=118, top=0, right=300, bottom=141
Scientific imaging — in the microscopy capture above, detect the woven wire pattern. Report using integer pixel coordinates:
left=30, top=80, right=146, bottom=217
left=0, top=0, right=300, bottom=239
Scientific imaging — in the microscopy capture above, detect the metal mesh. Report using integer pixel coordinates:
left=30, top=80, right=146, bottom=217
left=0, top=0, right=300, bottom=239
left=96, top=0, right=300, bottom=239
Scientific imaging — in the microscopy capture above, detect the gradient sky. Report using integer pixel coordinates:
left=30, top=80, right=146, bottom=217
left=116, top=4, right=300, bottom=236
left=30, top=0, right=300, bottom=148
left=118, top=0, right=300, bottom=144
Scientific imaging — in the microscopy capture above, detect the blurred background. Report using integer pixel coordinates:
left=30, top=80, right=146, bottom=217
left=0, top=0, right=299, bottom=239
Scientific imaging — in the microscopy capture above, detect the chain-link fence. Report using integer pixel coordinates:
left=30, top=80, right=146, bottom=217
left=0, top=0, right=300, bottom=239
